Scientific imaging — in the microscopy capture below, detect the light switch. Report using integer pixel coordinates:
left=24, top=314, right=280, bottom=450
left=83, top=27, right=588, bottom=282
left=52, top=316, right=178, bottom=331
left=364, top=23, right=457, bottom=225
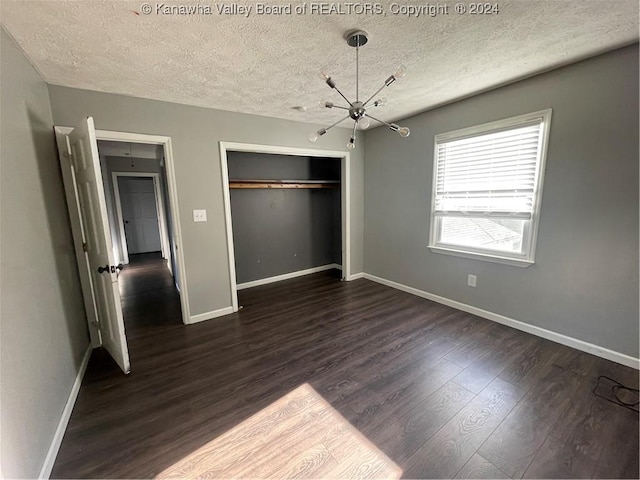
left=193, top=209, right=207, bottom=222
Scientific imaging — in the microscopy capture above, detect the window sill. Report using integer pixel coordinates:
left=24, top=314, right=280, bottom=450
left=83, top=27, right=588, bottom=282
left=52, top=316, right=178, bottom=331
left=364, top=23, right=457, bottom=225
left=428, top=246, right=534, bottom=268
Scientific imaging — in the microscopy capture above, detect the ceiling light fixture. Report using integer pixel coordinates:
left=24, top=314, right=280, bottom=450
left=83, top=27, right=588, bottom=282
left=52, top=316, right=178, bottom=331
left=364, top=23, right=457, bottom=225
left=308, top=30, right=410, bottom=150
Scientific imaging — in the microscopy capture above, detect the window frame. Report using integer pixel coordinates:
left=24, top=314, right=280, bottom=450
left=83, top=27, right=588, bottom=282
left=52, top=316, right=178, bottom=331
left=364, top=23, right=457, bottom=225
left=428, top=109, right=552, bottom=267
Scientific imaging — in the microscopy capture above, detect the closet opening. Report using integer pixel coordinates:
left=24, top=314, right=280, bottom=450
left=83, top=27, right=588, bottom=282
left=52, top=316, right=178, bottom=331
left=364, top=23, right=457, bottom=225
left=220, top=143, right=351, bottom=312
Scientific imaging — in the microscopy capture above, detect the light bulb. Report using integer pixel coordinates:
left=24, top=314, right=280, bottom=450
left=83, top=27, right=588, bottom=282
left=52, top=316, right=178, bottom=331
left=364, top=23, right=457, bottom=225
left=319, top=100, right=333, bottom=109
left=318, top=70, right=331, bottom=81
left=398, top=126, right=411, bottom=137
left=373, top=97, right=387, bottom=107
left=308, top=132, right=319, bottom=143
left=394, top=64, right=407, bottom=79
left=358, top=116, right=370, bottom=129
left=347, top=141, right=356, bottom=150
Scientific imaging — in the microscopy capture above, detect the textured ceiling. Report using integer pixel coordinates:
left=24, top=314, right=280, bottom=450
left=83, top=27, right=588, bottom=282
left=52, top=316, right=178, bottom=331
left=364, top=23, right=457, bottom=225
left=1, top=0, right=638, bottom=126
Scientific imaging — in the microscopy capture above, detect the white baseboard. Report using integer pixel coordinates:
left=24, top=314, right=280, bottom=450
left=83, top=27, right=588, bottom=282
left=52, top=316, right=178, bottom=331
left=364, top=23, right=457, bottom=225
left=363, top=273, right=640, bottom=370
left=39, top=345, right=92, bottom=479
left=189, top=306, right=234, bottom=324
left=346, top=272, right=364, bottom=281
left=236, top=264, right=342, bottom=290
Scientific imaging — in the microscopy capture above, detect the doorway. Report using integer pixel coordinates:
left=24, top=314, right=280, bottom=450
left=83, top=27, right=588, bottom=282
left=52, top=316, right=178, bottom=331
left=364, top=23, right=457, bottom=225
left=115, top=176, right=163, bottom=254
left=54, top=123, right=190, bottom=374
left=96, top=140, right=181, bottom=332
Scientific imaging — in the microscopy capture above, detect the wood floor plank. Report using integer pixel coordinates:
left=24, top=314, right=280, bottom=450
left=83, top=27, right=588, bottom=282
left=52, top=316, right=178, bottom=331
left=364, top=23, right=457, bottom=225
left=454, top=453, right=510, bottom=479
left=592, top=402, right=640, bottom=479
left=346, top=357, right=466, bottom=437
left=451, top=328, right=534, bottom=394
left=497, top=335, right=562, bottom=389
left=523, top=434, right=597, bottom=479
left=548, top=377, right=617, bottom=462
left=50, top=255, right=639, bottom=479
left=375, top=381, right=476, bottom=463
left=478, top=364, right=582, bottom=478
left=401, top=377, right=525, bottom=479
left=443, top=321, right=508, bottom=369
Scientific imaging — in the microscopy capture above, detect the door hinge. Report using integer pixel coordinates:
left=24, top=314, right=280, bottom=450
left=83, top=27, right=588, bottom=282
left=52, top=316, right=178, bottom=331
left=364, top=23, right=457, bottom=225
left=90, top=320, right=100, bottom=328
left=82, top=242, right=88, bottom=252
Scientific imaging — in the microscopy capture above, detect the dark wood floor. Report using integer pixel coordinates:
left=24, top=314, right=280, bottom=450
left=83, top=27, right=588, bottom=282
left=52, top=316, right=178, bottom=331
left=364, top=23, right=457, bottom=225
left=52, top=256, right=639, bottom=479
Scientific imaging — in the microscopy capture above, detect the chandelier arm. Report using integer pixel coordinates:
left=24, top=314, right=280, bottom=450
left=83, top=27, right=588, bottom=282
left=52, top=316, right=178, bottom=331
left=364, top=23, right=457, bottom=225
left=364, top=113, right=396, bottom=130
left=333, top=85, right=351, bottom=106
left=323, top=115, right=351, bottom=133
left=352, top=120, right=358, bottom=140
left=329, top=104, right=350, bottom=110
left=363, top=83, right=390, bottom=107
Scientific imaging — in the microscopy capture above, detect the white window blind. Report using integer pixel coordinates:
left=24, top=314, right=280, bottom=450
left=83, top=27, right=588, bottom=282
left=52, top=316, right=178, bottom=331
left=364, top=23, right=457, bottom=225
left=429, top=110, right=551, bottom=266
left=434, top=121, right=543, bottom=219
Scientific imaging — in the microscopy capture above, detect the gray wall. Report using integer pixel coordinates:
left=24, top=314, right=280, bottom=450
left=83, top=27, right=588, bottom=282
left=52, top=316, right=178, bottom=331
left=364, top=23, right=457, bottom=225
left=228, top=153, right=341, bottom=283
left=363, top=44, right=639, bottom=358
left=0, top=29, right=90, bottom=478
left=48, top=86, right=364, bottom=319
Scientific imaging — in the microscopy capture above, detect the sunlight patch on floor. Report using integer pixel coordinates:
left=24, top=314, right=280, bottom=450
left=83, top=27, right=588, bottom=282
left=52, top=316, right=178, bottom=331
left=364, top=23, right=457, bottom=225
left=156, top=383, right=402, bottom=479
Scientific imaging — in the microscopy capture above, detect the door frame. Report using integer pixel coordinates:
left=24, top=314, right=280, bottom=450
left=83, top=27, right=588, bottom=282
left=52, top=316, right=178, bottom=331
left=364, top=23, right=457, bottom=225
left=112, top=172, right=172, bottom=269
left=55, top=127, right=191, bottom=345
left=219, top=141, right=353, bottom=313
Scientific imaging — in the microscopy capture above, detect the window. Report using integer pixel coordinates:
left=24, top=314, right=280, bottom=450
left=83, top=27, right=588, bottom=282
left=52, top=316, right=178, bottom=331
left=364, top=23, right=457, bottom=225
left=429, top=109, right=552, bottom=266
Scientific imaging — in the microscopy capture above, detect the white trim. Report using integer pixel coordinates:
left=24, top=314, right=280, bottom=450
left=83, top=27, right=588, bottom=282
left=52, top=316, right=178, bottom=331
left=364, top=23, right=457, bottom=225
left=39, top=346, right=92, bottom=479
left=55, top=127, right=191, bottom=325
left=237, top=264, right=342, bottom=290
left=429, top=109, right=552, bottom=266
left=218, top=141, right=352, bottom=313
left=189, top=307, right=234, bottom=324
left=219, top=143, right=239, bottom=312
left=434, top=109, right=552, bottom=142
left=363, top=273, right=640, bottom=370
left=111, top=172, right=171, bottom=263
left=347, top=272, right=365, bottom=280
left=428, top=246, right=534, bottom=268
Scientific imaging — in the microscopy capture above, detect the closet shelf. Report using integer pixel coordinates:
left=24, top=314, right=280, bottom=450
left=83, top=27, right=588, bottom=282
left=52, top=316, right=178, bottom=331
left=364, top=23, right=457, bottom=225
left=229, top=179, right=340, bottom=189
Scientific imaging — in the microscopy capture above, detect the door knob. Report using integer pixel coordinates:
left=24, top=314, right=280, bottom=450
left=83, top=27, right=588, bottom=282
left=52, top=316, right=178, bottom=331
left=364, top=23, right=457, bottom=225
left=97, top=265, right=110, bottom=273
left=116, top=264, right=124, bottom=271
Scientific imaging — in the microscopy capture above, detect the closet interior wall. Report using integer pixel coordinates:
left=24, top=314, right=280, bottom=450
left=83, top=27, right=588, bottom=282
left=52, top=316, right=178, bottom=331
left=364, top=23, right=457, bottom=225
left=227, top=152, right=342, bottom=285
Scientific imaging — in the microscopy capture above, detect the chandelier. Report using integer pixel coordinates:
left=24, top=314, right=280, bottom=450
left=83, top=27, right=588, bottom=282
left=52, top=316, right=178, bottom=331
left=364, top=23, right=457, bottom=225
left=308, top=30, right=410, bottom=150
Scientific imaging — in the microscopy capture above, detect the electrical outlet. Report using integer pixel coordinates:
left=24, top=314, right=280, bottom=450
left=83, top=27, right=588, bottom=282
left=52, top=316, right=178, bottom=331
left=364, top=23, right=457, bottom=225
left=467, top=274, right=477, bottom=288
left=193, top=209, right=207, bottom=222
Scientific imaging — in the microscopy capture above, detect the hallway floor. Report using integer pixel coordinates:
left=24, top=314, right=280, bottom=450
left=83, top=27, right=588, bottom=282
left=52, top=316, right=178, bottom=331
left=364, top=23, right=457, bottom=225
left=118, top=252, right=182, bottom=339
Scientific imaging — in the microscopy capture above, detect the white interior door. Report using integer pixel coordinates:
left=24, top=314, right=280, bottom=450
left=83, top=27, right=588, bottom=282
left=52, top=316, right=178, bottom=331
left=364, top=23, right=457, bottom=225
left=68, top=117, right=130, bottom=374
left=119, top=177, right=162, bottom=254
